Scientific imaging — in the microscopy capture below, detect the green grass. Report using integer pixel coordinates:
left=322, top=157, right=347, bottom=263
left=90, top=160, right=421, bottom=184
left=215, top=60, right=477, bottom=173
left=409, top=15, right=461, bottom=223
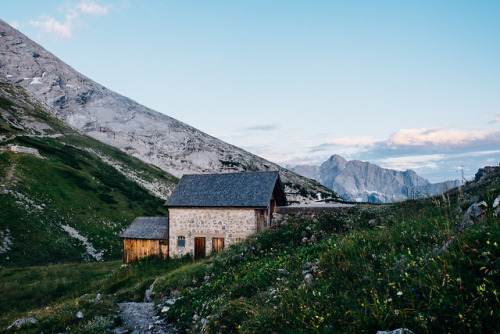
left=0, top=257, right=192, bottom=333
left=1, top=82, right=178, bottom=268
left=1, top=80, right=498, bottom=333
left=0, top=142, right=170, bottom=267
left=1, top=171, right=498, bottom=333
left=148, top=174, right=499, bottom=333
left=0, top=261, right=121, bottom=316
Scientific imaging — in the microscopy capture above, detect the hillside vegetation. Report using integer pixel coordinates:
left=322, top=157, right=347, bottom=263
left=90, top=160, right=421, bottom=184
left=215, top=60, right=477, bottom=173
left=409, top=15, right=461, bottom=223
left=0, top=167, right=498, bottom=333
left=0, top=81, right=178, bottom=267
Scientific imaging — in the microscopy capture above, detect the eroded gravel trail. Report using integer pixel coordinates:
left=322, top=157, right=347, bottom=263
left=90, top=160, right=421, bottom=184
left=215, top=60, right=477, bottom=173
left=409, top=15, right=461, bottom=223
left=117, top=302, right=176, bottom=334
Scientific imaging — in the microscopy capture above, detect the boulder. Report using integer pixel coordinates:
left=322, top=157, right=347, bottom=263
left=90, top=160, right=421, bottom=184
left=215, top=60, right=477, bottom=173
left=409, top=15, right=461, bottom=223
left=8, top=317, right=37, bottom=329
left=461, top=201, right=487, bottom=226
left=376, top=329, right=414, bottom=334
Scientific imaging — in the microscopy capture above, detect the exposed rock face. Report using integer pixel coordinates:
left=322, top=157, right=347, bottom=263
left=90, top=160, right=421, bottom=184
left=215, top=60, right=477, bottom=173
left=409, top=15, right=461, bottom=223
left=0, top=19, right=336, bottom=203
left=290, top=154, right=461, bottom=203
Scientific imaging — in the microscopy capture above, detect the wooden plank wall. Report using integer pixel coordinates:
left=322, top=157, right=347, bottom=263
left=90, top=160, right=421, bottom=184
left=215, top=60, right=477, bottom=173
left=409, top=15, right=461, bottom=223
left=123, top=238, right=168, bottom=264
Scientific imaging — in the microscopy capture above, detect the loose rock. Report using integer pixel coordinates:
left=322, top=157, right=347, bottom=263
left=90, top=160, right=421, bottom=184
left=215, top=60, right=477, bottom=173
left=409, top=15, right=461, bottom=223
left=8, top=317, right=38, bottom=329
left=304, top=273, right=314, bottom=286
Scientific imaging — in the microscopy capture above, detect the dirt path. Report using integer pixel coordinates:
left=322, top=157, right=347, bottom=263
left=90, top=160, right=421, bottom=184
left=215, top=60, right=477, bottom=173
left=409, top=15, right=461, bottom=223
left=117, top=302, right=176, bottom=334
left=0, top=161, right=17, bottom=194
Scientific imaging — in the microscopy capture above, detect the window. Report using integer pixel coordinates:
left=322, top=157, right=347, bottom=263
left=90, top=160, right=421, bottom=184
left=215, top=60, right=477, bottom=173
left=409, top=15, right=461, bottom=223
left=212, top=238, right=224, bottom=253
left=177, top=236, right=185, bottom=247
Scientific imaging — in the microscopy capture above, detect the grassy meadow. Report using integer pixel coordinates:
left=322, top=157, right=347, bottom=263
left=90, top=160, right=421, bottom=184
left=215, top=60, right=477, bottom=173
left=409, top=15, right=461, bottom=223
left=0, top=169, right=498, bottom=333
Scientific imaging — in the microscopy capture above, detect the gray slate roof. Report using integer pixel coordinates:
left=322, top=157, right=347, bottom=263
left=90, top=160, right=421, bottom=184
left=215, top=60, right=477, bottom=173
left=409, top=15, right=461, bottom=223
left=165, top=171, right=287, bottom=208
left=119, top=217, right=169, bottom=240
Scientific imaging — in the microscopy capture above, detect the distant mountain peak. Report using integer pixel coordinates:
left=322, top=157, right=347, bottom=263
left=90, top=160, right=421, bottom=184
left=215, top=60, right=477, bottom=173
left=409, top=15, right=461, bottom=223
left=290, top=154, right=460, bottom=203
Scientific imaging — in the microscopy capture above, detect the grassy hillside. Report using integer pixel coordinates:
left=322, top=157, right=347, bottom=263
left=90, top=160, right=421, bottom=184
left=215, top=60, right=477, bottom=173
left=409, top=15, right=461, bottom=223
left=1, top=167, right=498, bottom=333
left=0, top=81, right=178, bottom=267
left=150, top=167, right=497, bottom=333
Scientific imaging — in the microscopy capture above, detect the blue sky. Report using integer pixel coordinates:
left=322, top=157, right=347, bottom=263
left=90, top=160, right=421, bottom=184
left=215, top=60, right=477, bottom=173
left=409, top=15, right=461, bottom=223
left=3, top=0, right=500, bottom=182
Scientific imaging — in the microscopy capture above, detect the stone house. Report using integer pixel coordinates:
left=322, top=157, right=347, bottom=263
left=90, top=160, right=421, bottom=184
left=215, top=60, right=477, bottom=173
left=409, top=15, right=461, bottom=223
left=119, top=217, right=169, bottom=263
left=165, top=171, right=287, bottom=259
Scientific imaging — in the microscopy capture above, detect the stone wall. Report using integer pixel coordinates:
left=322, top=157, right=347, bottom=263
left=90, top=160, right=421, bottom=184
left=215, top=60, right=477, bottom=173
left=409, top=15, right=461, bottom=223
left=168, top=208, right=262, bottom=258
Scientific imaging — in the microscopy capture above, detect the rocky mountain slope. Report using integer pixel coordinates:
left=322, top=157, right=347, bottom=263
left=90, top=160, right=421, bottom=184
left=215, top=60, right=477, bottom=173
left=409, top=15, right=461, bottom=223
left=0, top=78, right=177, bottom=267
left=290, top=154, right=461, bottom=203
left=0, top=19, right=337, bottom=203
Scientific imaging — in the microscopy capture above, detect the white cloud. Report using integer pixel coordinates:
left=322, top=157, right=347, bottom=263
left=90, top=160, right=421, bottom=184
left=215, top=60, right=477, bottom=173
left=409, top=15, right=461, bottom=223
left=10, top=21, right=20, bottom=29
left=76, top=0, right=111, bottom=15
left=29, top=10, right=77, bottom=39
left=28, top=1, right=112, bottom=39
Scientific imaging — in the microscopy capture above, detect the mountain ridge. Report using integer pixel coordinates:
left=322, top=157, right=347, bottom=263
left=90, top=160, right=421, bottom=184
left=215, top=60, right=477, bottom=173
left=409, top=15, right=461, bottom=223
left=289, top=154, right=461, bottom=203
left=0, top=19, right=337, bottom=203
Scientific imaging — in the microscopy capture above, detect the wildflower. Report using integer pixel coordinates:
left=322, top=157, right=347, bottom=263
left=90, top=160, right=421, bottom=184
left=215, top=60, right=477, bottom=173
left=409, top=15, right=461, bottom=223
left=397, top=291, right=403, bottom=296
left=472, top=249, right=477, bottom=252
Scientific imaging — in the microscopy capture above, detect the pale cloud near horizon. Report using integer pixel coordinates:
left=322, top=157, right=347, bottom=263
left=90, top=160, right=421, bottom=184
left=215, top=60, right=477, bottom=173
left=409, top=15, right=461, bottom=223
left=28, top=0, right=112, bottom=39
left=384, top=127, right=498, bottom=149
left=321, top=136, right=375, bottom=147
left=243, top=124, right=279, bottom=132
left=490, top=114, right=500, bottom=124
left=275, top=125, right=500, bottom=181
left=310, top=126, right=500, bottom=156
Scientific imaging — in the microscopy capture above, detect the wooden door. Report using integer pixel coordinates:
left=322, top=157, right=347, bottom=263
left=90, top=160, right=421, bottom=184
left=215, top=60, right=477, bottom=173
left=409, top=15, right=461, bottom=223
left=270, top=200, right=276, bottom=225
left=194, top=237, right=206, bottom=259
left=159, top=241, right=168, bottom=259
left=212, top=238, right=224, bottom=254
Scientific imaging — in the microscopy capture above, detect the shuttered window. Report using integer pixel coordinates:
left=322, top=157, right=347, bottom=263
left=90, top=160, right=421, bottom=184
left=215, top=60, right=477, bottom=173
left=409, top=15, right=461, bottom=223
left=212, top=238, right=224, bottom=253
left=177, top=236, right=185, bottom=247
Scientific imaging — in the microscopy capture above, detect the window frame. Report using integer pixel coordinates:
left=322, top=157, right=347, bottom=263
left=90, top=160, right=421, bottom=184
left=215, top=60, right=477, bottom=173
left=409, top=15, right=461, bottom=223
left=177, top=236, right=186, bottom=247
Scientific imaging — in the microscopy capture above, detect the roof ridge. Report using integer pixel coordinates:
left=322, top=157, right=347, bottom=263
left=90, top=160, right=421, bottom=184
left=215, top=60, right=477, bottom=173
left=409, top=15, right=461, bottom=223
left=180, top=171, right=279, bottom=177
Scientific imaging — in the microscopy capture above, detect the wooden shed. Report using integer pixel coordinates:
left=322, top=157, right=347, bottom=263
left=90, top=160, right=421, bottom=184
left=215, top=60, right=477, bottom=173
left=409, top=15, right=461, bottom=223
left=119, top=217, right=169, bottom=264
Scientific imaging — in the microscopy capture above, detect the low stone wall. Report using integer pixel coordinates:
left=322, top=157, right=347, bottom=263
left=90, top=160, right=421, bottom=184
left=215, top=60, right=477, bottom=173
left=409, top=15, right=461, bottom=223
left=276, top=203, right=356, bottom=215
